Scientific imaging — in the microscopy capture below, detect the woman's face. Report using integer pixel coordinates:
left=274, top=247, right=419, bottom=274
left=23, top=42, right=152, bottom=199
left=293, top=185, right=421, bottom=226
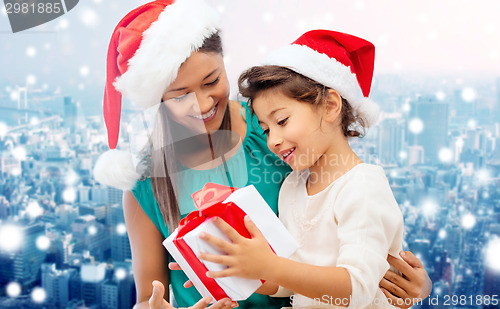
left=161, top=51, right=230, bottom=134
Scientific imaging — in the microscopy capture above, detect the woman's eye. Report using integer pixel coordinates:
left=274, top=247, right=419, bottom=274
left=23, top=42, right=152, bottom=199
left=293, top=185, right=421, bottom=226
left=262, top=128, right=269, bottom=135
left=277, top=118, right=288, bottom=126
left=173, top=94, right=189, bottom=102
left=205, top=77, right=219, bottom=86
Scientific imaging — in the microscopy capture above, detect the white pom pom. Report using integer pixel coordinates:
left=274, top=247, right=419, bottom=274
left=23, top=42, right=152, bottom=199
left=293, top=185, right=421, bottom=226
left=93, top=149, right=141, bottom=191
left=356, top=97, right=380, bottom=128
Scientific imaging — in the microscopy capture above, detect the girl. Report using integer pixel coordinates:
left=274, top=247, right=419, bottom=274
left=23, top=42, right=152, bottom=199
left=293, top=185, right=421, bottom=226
left=94, top=0, right=431, bottom=307
left=198, top=30, right=431, bottom=308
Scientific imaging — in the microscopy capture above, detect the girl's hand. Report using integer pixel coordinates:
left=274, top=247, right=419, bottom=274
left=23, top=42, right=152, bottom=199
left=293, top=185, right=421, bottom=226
left=148, top=280, right=237, bottom=309
left=198, top=216, right=276, bottom=280
left=379, top=251, right=432, bottom=309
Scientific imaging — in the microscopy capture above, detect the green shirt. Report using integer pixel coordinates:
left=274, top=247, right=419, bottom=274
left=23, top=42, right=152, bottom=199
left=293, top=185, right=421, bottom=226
left=132, top=102, right=292, bottom=308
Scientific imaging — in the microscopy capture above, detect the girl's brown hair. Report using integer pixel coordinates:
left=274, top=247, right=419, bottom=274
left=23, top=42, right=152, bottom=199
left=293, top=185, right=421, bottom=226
left=147, top=31, right=229, bottom=231
left=238, top=65, right=366, bottom=138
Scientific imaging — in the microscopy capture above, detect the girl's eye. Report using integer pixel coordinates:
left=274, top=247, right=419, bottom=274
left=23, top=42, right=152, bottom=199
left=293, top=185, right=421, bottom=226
left=205, top=76, right=220, bottom=86
left=262, top=128, right=269, bottom=136
left=277, top=118, right=288, bottom=126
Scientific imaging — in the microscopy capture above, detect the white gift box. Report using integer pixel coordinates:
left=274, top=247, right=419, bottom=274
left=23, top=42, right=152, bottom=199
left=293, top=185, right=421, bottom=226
left=163, top=184, right=299, bottom=301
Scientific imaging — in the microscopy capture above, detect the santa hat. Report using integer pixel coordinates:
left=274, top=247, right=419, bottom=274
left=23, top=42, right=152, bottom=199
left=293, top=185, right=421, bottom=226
left=93, top=0, right=220, bottom=190
left=262, top=30, right=380, bottom=127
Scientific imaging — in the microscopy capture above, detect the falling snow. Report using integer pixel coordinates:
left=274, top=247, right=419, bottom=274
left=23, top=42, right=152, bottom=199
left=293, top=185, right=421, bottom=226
left=6, top=282, right=21, bottom=297
left=79, top=8, right=99, bottom=28
left=36, top=235, right=51, bottom=251
left=408, top=118, right=424, bottom=134
left=26, top=47, right=37, bottom=58
left=31, top=287, right=47, bottom=303
left=461, top=87, right=477, bottom=102
left=62, top=187, right=77, bottom=203
left=0, top=225, right=23, bottom=252
left=486, top=238, right=500, bottom=272
left=116, top=223, right=127, bottom=235
left=461, top=213, right=476, bottom=230
left=438, top=148, right=453, bottom=163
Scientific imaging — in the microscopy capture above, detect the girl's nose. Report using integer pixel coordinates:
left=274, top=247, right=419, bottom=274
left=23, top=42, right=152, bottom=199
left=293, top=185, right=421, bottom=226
left=267, top=131, right=283, bottom=150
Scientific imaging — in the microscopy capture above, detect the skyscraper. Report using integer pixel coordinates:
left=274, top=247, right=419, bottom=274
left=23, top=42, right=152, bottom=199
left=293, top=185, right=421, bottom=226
left=11, top=222, right=47, bottom=288
left=495, top=77, right=500, bottom=120
left=408, top=97, right=449, bottom=165
left=80, top=263, right=106, bottom=307
left=63, top=97, right=77, bottom=133
left=41, top=263, right=76, bottom=308
left=107, top=187, right=122, bottom=207
left=108, top=205, right=131, bottom=262
left=378, top=118, right=404, bottom=164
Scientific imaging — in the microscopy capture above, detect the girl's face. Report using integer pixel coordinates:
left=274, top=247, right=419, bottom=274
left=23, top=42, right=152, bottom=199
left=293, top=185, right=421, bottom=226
left=253, top=90, right=334, bottom=171
left=162, top=51, right=230, bottom=133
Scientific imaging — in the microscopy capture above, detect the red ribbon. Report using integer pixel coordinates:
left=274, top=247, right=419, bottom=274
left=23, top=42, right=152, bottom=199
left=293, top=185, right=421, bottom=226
left=173, top=183, right=250, bottom=301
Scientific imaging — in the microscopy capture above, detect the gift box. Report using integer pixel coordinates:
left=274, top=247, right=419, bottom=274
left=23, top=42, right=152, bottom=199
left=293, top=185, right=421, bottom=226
left=163, top=183, right=299, bottom=302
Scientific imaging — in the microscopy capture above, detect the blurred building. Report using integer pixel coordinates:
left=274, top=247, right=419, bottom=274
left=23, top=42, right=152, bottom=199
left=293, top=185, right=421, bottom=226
left=80, top=263, right=106, bottom=307
left=63, top=97, right=77, bottom=133
left=408, top=97, right=449, bottom=165
left=10, top=223, right=46, bottom=289
left=41, top=263, right=77, bottom=308
left=108, top=204, right=131, bottom=262
left=378, top=118, right=404, bottom=164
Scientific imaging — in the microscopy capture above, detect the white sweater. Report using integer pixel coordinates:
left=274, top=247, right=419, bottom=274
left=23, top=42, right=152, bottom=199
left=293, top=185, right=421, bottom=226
left=274, top=163, right=403, bottom=309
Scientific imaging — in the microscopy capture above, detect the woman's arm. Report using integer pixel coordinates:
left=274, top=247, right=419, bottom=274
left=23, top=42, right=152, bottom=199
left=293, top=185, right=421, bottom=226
left=123, top=191, right=237, bottom=309
left=255, top=281, right=279, bottom=295
left=380, top=251, right=432, bottom=309
left=123, top=190, right=170, bottom=308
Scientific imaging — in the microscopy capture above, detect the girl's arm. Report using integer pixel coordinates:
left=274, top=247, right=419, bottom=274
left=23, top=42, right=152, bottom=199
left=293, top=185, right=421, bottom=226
left=380, top=251, right=432, bottom=309
left=199, top=217, right=352, bottom=303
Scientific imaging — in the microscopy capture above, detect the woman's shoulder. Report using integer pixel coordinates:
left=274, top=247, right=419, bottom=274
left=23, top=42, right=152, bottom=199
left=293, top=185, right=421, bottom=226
left=228, top=100, right=247, bottom=140
left=131, top=178, right=158, bottom=212
left=132, top=177, right=152, bottom=194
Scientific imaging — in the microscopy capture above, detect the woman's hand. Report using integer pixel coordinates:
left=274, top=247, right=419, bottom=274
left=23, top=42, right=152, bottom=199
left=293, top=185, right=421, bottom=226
left=198, top=216, right=276, bottom=280
left=148, top=280, right=237, bottom=309
left=380, top=251, right=432, bottom=309
left=168, top=262, right=194, bottom=288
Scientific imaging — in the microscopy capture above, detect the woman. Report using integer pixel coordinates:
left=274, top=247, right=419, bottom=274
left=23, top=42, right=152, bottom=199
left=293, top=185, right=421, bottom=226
left=94, top=0, right=431, bottom=308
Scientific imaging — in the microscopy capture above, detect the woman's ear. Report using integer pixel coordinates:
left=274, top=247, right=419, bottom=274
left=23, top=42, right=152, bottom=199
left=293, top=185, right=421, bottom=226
left=323, top=89, right=342, bottom=122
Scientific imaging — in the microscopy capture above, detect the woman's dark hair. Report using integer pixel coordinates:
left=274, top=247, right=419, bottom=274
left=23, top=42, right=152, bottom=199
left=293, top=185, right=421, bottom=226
left=149, top=31, right=230, bottom=231
left=198, top=31, right=223, bottom=54
left=238, top=65, right=366, bottom=138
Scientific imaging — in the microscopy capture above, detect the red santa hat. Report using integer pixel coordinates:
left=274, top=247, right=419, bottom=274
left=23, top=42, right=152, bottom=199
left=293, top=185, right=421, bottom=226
left=262, top=30, right=380, bottom=127
left=93, top=0, right=220, bottom=190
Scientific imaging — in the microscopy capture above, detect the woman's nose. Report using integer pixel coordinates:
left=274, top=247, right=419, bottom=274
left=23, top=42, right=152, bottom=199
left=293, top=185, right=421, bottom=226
left=196, top=92, right=214, bottom=114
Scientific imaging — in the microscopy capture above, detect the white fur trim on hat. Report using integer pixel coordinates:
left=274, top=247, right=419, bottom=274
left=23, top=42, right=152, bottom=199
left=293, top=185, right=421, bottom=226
left=93, top=149, right=141, bottom=191
left=114, top=0, right=220, bottom=109
left=262, top=44, right=380, bottom=127
left=356, top=97, right=380, bottom=127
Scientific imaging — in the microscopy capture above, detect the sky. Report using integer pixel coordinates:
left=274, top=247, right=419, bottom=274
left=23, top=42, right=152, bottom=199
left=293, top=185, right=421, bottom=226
left=0, top=0, right=499, bottom=115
